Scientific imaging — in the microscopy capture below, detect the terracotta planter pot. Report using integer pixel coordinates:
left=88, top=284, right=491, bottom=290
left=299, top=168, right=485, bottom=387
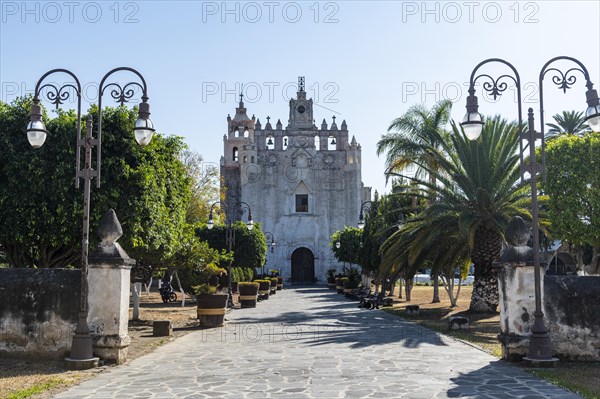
left=327, top=277, right=336, bottom=290
left=335, top=278, right=344, bottom=294
left=270, top=279, right=278, bottom=295
left=258, top=281, right=270, bottom=300
left=343, top=281, right=358, bottom=297
left=238, top=283, right=259, bottom=308
left=277, top=277, right=283, bottom=290
left=196, top=293, right=228, bottom=327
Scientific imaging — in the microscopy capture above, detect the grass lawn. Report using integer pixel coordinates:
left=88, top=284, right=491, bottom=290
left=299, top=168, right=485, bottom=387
left=384, top=284, right=600, bottom=399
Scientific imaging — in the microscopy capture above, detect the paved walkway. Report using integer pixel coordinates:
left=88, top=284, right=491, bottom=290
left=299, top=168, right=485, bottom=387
left=54, top=287, right=580, bottom=399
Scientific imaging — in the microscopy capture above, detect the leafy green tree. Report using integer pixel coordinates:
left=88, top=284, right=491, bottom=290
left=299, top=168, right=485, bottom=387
left=167, top=227, right=230, bottom=293
left=181, top=150, right=220, bottom=225
left=0, top=98, right=190, bottom=269
left=195, top=222, right=266, bottom=270
left=545, top=132, right=600, bottom=273
left=330, top=227, right=363, bottom=268
left=545, top=110, right=589, bottom=138
left=377, top=100, right=453, bottom=303
left=380, top=116, right=532, bottom=312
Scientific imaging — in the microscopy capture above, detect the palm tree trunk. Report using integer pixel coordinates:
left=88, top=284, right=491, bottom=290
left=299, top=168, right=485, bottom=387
left=469, top=261, right=499, bottom=313
left=469, top=226, right=503, bottom=313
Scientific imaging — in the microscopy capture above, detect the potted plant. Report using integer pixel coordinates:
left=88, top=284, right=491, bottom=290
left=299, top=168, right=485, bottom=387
left=327, top=268, right=337, bottom=290
left=231, top=267, right=241, bottom=294
left=194, top=262, right=228, bottom=327
left=238, top=282, right=260, bottom=308
left=342, top=277, right=359, bottom=297
left=270, top=269, right=283, bottom=290
left=335, top=275, right=344, bottom=294
left=255, top=279, right=271, bottom=300
left=269, top=277, right=278, bottom=295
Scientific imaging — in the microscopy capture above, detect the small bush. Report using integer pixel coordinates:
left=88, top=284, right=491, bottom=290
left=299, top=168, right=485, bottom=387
left=192, top=284, right=217, bottom=295
left=238, top=282, right=259, bottom=288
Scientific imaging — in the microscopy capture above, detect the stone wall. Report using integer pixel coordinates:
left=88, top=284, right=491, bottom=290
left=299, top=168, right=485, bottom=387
left=0, top=268, right=80, bottom=359
left=497, top=263, right=600, bottom=361
left=544, top=276, right=600, bottom=360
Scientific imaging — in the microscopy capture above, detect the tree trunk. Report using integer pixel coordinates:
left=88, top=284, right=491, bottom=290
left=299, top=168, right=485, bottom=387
left=432, top=271, right=440, bottom=303
left=469, top=262, right=499, bottom=313
left=388, top=277, right=396, bottom=296
left=589, top=246, right=600, bottom=275
left=469, top=226, right=503, bottom=313
left=404, top=276, right=413, bottom=301
left=397, top=277, right=402, bottom=299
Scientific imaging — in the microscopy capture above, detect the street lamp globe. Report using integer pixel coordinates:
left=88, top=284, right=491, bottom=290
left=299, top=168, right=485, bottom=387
left=461, top=112, right=484, bottom=140
left=134, top=118, right=154, bottom=146
left=357, top=219, right=365, bottom=229
left=26, top=99, right=49, bottom=148
left=335, top=241, right=341, bottom=249
left=246, top=220, right=254, bottom=230
left=207, top=213, right=214, bottom=230
left=461, top=93, right=484, bottom=140
left=26, top=121, right=48, bottom=148
left=585, top=104, right=600, bottom=132
left=134, top=100, right=155, bottom=146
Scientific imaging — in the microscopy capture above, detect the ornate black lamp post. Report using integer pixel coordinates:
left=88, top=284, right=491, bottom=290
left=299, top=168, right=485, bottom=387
left=207, top=201, right=253, bottom=307
left=27, top=67, right=154, bottom=367
left=461, top=56, right=600, bottom=364
left=334, top=241, right=345, bottom=274
left=263, top=232, right=275, bottom=276
left=357, top=201, right=374, bottom=229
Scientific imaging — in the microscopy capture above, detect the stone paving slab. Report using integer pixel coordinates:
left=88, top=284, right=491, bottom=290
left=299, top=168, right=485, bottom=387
left=53, top=287, right=581, bottom=398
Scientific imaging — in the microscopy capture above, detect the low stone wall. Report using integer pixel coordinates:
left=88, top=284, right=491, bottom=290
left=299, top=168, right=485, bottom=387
left=544, top=276, right=600, bottom=360
left=497, top=262, right=600, bottom=361
left=0, top=268, right=80, bottom=359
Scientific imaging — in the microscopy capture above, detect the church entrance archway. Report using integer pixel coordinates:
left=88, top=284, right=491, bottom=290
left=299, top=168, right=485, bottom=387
left=291, top=247, right=315, bottom=284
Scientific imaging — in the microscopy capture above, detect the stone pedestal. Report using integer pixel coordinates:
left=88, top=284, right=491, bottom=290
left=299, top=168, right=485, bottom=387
left=87, top=209, right=135, bottom=364
left=497, top=262, right=546, bottom=361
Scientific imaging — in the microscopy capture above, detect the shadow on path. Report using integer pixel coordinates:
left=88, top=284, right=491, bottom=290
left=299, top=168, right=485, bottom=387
left=227, top=286, right=449, bottom=350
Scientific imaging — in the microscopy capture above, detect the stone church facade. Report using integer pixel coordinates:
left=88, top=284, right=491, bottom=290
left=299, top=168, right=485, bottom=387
left=220, top=78, right=371, bottom=283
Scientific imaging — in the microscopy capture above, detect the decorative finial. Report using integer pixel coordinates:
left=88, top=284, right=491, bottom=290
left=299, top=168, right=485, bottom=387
left=96, top=209, right=123, bottom=244
left=298, top=76, right=305, bottom=92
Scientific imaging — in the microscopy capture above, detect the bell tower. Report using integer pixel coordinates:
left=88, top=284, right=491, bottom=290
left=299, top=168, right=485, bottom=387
left=287, top=77, right=315, bottom=130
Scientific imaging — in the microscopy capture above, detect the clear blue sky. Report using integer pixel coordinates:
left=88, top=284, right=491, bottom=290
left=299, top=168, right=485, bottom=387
left=1, top=1, right=599, bottom=195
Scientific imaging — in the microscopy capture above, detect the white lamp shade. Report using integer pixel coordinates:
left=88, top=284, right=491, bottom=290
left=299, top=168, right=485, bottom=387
left=462, top=112, right=484, bottom=140
left=586, top=105, right=600, bottom=132
left=357, top=220, right=365, bottom=229
left=246, top=220, right=254, bottom=230
left=207, top=219, right=214, bottom=230
left=134, top=117, right=155, bottom=146
left=26, top=120, right=48, bottom=148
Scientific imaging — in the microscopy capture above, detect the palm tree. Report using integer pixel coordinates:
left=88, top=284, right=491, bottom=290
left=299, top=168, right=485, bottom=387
left=546, top=110, right=589, bottom=137
left=376, top=100, right=452, bottom=303
left=380, top=116, right=532, bottom=313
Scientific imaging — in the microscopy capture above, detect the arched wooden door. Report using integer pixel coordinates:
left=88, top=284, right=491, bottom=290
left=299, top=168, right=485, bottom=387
left=291, top=247, right=315, bottom=284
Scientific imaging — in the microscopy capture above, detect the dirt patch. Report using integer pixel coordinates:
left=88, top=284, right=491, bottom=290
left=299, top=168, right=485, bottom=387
left=0, top=290, right=202, bottom=399
left=384, top=285, right=502, bottom=356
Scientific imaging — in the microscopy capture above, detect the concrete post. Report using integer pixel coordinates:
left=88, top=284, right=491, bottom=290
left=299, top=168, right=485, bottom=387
left=87, top=209, right=135, bottom=364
